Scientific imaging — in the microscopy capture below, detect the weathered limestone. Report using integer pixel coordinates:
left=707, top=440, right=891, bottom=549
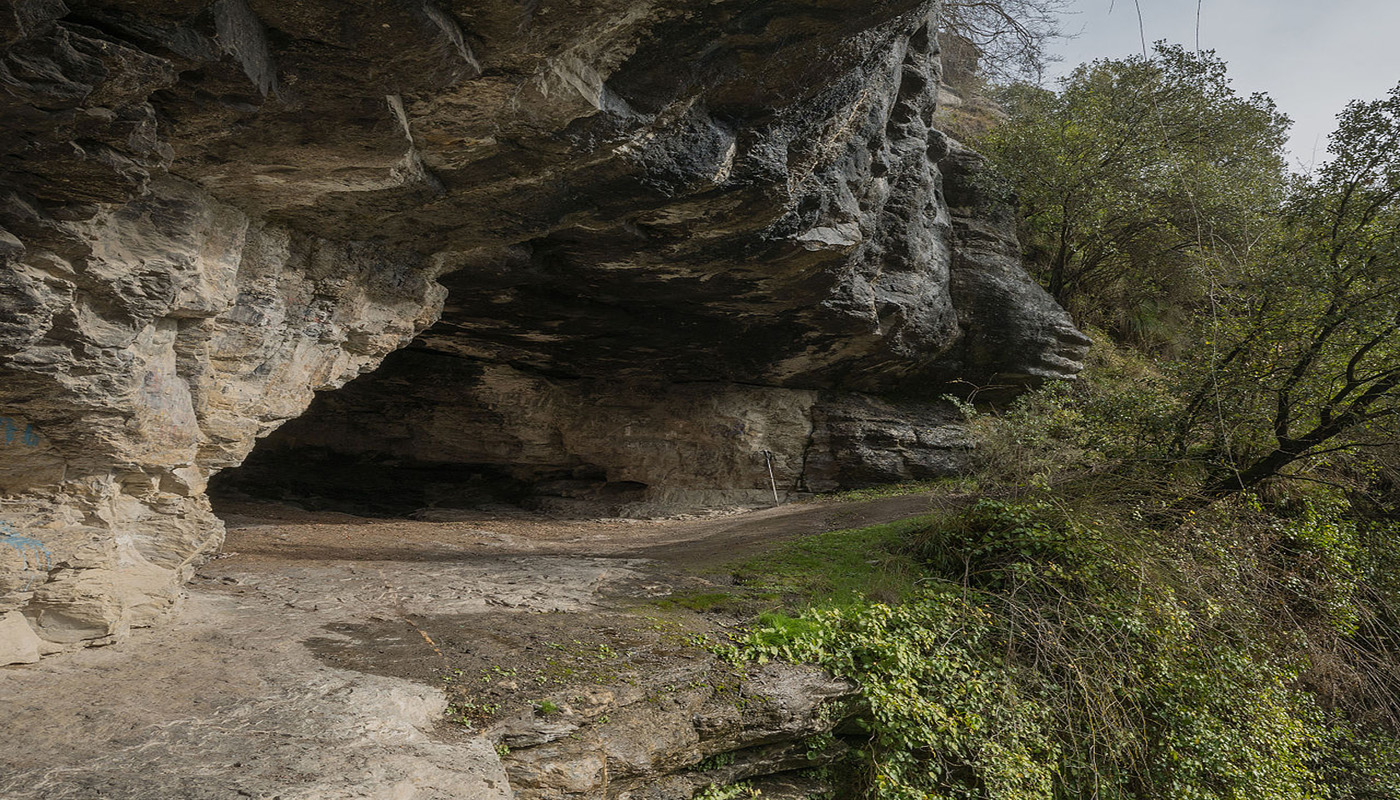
left=0, top=0, right=1088, bottom=658
left=0, top=179, right=445, bottom=661
left=0, top=610, right=45, bottom=663
left=496, top=663, right=855, bottom=800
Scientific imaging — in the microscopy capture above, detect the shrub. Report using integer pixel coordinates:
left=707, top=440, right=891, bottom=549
left=722, top=498, right=1400, bottom=800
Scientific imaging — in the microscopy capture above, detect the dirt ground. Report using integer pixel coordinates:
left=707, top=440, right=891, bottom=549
left=0, top=493, right=944, bottom=800
left=214, top=491, right=946, bottom=565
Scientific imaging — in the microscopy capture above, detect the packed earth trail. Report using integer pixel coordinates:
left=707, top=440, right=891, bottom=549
left=0, top=493, right=942, bottom=800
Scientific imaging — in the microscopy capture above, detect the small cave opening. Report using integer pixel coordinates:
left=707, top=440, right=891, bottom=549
left=207, top=347, right=654, bottom=520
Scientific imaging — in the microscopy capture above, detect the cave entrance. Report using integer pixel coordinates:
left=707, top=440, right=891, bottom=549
left=207, top=347, right=653, bottom=520
left=208, top=335, right=977, bottom=523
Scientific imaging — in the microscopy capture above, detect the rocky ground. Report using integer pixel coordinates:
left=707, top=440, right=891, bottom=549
left=0, top=493, right=940, bottom=799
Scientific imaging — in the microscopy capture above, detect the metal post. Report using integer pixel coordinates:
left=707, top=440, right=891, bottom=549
left=762, top=449, right=780, bottom=505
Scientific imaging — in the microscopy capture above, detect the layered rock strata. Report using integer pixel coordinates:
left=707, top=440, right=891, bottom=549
left=217, top=349, right=977, bottom=515
left=0, top=0, right=1088, bottom=662
left=0, top=181, right=445, bottom=657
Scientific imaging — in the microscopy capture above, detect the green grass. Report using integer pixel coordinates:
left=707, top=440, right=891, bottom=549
left=652, top=591, right=735, bottom=612
left=729, top=515, right=934, bottom=607
left=809, top=477, right=976, bottom=504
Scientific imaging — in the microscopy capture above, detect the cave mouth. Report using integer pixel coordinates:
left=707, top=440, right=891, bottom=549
left=207, top=343, right=980, bottom=524
left=208, top=445, right=652, bottom=520
left=205, top=346, right=672, bottom=520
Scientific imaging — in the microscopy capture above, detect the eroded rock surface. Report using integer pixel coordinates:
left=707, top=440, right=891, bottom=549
left=0, top=0, right=1087, bottom=660
left=0, top=177, right=444, bottom=658
left=0, top=495, right=944, bottom=799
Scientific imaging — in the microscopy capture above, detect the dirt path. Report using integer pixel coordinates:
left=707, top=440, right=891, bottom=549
left=213, top=492, right=949, bottom=565
left=0, top=493, right=946, bottom=800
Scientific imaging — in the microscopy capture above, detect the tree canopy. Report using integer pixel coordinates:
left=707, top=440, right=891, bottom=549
left=1179, top=85, right=1400, bottom=497
left=979, top=44, right=1291, bottom=348
left=978, top=45, right=1400, bottom=500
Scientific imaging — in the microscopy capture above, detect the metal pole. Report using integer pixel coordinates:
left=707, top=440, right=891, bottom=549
left=762, top=450, right=780, bottom=505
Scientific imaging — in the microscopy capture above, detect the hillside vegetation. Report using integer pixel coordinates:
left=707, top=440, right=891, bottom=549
left=718, top=47, right=1400, bottom=800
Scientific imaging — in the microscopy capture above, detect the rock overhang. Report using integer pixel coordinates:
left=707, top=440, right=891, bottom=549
left=0, top=0, right=1087, bottom=662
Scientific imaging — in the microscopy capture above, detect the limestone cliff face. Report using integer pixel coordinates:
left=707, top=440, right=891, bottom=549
left=0, top=0, right=1088, bottom=662
left=0, top=179, right=445, bottom=657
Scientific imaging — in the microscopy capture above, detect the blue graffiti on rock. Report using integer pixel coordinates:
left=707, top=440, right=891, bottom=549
left=0, top=520, right=52, bottom=590
left=0, top=416, right=40, bottom=447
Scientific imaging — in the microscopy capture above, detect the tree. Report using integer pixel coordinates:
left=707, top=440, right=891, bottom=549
left=1176, top=85, right=1400, bottom=497
left=978, top=44, right=1290, bottom=349
left=940, top=0, right=1070, bottom=82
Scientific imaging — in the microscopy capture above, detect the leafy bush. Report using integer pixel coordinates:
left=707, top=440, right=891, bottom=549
left=722, top=497, right=1400, bottom=800
left=912, top=499, right=1087, bottom=589
left=729, top=591, right=1056, bottom=800
left=960, top=335, right=1186, bottom=499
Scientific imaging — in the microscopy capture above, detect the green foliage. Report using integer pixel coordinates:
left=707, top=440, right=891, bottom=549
left=697, top=751, right=736, bottom=772
left=913, top=499, right=1090, bottom=589
left=1274, top=499, right=1364, bottom=633
left=979, top=44, right=1289, bottom=349
left=963, top=335, right=1186, bottom=496
left=1169, top=84, right=1400, bottom=496
left=729, top=590, right=1057, bottom=800
left=981, top=41, right=1400, bottom=496
left=723, top=495, right=1400, bottom=800
left=693, top=781, right=761, bottom=800
left=731, top=517, right=931, bottom=606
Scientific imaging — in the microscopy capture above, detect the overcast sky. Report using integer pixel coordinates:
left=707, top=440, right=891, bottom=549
left=1045, top=0, right=1400, bottom=169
